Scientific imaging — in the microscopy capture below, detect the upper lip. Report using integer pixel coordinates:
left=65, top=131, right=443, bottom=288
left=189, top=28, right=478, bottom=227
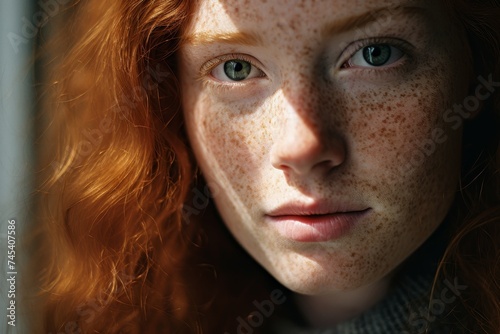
left=266, top=200, right=370, bottom=217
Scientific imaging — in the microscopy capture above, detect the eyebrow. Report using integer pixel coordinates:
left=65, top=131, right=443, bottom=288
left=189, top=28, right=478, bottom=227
left=182, top=5, right=427, bottom=47
left=182, top=31, right=263, bottom=46
left=323, top=5, right=427, bottom=36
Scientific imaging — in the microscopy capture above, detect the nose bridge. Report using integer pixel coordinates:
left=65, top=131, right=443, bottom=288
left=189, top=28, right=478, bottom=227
left=280, top=68, right=321, bottom=124
left=280, top=98, right=320, bottom=149
left=277, top=97, right=320, bottom=157
left=282, top=62, right=320, bottom=120
left=279, top=65, right=328, bottom=139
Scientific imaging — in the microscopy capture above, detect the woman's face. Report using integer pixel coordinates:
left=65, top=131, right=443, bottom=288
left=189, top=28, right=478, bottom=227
left=179, top=0, right=470, bottom=294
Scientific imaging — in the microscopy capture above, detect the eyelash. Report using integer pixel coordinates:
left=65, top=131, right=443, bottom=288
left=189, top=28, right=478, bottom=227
left=199, top=37, right=415, bottom=88
left=197, top=53, right=266, bottom=93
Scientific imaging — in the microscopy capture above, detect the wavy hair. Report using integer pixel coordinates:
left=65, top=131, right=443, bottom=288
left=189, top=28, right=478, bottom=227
left=35, top=0, right=200, bottom=332
left=434, top=0, right=500, bottom=333
left=33, top=0, right=499, bottom=333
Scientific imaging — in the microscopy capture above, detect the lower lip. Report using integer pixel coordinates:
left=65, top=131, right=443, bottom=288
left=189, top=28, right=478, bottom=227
left=265, top=209, right=371, bottom=242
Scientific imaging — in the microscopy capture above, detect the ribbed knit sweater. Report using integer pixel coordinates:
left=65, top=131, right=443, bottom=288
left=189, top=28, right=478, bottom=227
left=267, top=272, right=458, bottom=333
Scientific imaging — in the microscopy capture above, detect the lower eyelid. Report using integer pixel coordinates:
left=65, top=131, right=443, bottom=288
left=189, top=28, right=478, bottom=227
left=200, top=75, right=267, bottom=96
left=339, top=56, right=413, bottom=79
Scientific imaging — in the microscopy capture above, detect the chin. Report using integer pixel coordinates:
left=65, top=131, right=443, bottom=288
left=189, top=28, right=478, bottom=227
left=267, top=258, right=379, bottom=296
left=281, top=272, right=371, bottom=296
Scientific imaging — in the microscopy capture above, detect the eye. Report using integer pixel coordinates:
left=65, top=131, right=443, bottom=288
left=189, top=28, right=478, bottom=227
left=211, top=59, right=264, bottom=82
left=343, top=44, right=404, bottom=68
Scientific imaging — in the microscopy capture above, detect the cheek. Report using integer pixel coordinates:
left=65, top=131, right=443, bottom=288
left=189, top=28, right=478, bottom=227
left=337, top=62, right=465, bottom=240
left=184, top=94, right=270, bottom=210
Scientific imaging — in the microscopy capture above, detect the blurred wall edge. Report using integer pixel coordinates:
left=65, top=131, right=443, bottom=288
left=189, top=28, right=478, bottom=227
left=1, top=0, right=35, bottom=333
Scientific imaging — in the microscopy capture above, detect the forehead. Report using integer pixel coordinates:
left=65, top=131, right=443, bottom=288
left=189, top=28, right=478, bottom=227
left=184, top=0, right=438, bottom=36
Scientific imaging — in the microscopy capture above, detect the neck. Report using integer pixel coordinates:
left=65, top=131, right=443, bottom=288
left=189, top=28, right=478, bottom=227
left=293, top=272, right=395, bottom=328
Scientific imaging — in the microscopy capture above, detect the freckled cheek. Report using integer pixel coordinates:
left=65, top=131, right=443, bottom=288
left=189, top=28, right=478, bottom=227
left=341, top=83, right=461, bottom=216
left=188, top=99, right=268, bottom=194
left=344, top=88, right=458, bottom=177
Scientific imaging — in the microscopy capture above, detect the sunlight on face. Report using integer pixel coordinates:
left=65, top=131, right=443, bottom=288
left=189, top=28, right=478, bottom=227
left=179, top=0, right=470, bottom=294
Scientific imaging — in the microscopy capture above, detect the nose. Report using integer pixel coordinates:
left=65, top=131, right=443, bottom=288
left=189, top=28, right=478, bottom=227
left=270, top=95, right=346, bottom=176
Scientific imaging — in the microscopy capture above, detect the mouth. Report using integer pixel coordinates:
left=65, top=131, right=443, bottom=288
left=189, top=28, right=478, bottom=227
left=265, top=201, right=371, bottom=242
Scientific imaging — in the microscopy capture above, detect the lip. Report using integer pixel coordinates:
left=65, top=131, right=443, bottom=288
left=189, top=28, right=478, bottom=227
left=265, top=201, right=371, bottom=242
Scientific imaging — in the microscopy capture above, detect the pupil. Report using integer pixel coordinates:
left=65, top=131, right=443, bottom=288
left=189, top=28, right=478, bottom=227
left=224, top=60, right=251, bottom=81
left=234, top=62, right=243, bottom=72
left=371, top=47, right=381, bottom=57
